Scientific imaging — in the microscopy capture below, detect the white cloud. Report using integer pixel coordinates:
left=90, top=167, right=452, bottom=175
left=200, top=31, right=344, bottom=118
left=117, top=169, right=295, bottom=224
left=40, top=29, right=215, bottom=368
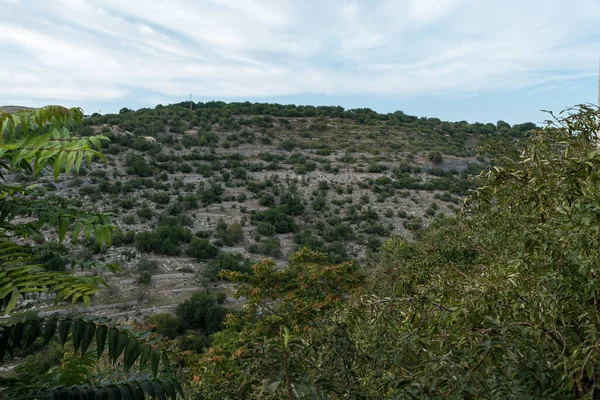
left=0, top=0, right=598, bottom=107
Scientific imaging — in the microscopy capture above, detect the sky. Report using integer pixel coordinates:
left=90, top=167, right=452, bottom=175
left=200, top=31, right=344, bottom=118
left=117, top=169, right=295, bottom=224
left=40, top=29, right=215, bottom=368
left=1, top=0, right=599, bottom=125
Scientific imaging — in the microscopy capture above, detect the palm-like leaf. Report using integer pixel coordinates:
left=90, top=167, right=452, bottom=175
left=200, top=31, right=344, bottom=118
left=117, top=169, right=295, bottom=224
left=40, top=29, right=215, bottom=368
left=0, top=240, right=108, bottom=313
left=0, top=314, right=182, bottom=399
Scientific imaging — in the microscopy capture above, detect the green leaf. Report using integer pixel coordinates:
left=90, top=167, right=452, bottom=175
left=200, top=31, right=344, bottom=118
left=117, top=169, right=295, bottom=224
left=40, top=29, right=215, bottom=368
left=161, top=351, right=171, bottom=375
left=72, top=320, right=84, bottom=353
left=267, top=380, right=281, bottom=394
left=25, top=320, right=41, bottom=348
left=96, top=324, right=108, bottom=357
left=151, top=349, right=161, bottom=378
left=72, top=222, right=83, bottom=245
left=4, top=289, right=19, bottom=314
left=58, top=319, right=72, bottom=346
left=58, top=216, right=70, bottom=243
left=108, top=327, right=119, bottom=362
left=81, top=321, right=96, bottom=355
left=53, top=151, right=68, bottom=180
left=44, top=319, right=57, bottom=345
left=139, top=344, right=151, bottom=370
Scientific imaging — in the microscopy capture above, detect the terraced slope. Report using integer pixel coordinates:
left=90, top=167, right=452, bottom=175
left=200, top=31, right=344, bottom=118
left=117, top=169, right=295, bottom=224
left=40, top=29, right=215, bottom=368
left=6, top=102, right=532, bottom=321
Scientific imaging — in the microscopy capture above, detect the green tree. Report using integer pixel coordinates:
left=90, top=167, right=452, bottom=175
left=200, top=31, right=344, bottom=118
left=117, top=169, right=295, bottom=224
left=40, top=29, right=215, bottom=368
left=187, top=237, right=218, bottom=260
left=428, top=150, right=443, bottom=164
left=0, top=107, right=181, bottom=399
left=189, top=249, right=363, bottom=399
left=175, top=292, right=226, bottom=334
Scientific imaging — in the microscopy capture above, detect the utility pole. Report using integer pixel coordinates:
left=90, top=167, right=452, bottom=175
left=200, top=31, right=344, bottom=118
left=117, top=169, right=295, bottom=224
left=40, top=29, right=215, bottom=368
left=190, top=93, right=193, bottom=111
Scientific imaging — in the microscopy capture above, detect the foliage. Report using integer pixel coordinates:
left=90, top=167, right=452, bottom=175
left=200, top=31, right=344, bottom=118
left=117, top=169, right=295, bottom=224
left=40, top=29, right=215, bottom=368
left=204, top=252, right=252, bottom=280
left=428, top=150, right=443, bottom=164
left=135, top=224, right=192, bottom=256
left=215, top=218, right=244, bottom=246
left=187, top=249, right=363, bottom=398
left=248, top=237, right=282, bottom=258
left=175, top=292, right=226, bottom=334
left=187, top=237, right=218, bottom=261
left=0, top=313, right=181, bottom=399
left=187, top=106, right=600, bottom=398
left=0, top=107, right=113, bottom=312
left=146, top=313, right=181, bottom=339
left=0, top=107, right=181, bottom=399
left=252, top=206, right=297, bottom=234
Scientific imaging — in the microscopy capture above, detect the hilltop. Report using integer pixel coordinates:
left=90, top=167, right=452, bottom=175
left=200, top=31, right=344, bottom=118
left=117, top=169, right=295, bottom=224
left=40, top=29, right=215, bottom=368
left=0, top=105, right=36, bottom=113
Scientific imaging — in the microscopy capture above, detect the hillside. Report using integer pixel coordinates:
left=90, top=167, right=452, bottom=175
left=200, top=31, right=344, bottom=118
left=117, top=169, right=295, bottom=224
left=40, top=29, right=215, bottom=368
left=0, top=105, right=36, bottom=113
left=7, top=102, right=533, bottom=320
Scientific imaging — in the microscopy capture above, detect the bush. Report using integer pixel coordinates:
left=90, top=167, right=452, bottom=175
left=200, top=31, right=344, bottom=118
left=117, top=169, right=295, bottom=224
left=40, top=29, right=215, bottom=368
left=252, top=207, right=297, bottom=234
left=249, top=237, right=281, bottom=258
left=137, top=258, right=157, bottom=274
left=187, top=238, right=219, bottom=261
left=257, top=222, right=276, bottom=236
left=138, top=270, right=152, bottom=285
left=199, top=184, right=224, bottom=205
left=403, top=217, right=423, bottom=231
left=34, top=242, right=70, bottom=272
left=258, top=193, right=275, bottom=207
left=136, top=206, right=153, bottom=220
left=120, top=199, right=135, bottom=210
left=204, top=252, right=252, bottom=280
left=126, top=154, right=152, bottom=177
left=175, top=292, right=226, bottom=334
left=134, top=225, right=192, bottom=256
left=215, top=219, right=245, bottom=245
left=279, top=192, right=305, bottom=216
left=178, top=330, right=208, bottom=353
left=152, top=192, right=171, bottom=205
left=146, top=313, right=181, bottom=339
left=428, top=150, right=443, bottom=165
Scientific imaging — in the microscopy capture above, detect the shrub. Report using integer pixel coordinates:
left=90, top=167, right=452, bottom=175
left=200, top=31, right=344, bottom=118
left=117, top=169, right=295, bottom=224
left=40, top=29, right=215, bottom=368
left=120, top=199, right=135, bottom=210
left=249, top=237, right=281, bottom=258
left=178, top=331, right=207, bottom=353
left=403, top=217, right=423, bottom=231
left=199, top=184, right=224, bottom=205
left=34, top=242, right=70, bottom=272
left=146, top=313, right=181, bottom=339
left=175, top=292, right=226, bottom=334
left=138, top=271, right=152, bottom=285
left=152, top=192, right=171, bottom=205
left=125, top=154, right=152, bottom=177
left=252, top=206, right=297, bottom=234
left=312, top=195, right=327, bottom=211
left=428, top=150, right=443, bottom=165
left=134, top=225, right=192, bottom=256
left=257, top=222, right=276, bottom=236
left=187, top=237, right=219, bottom=261
left=258, top=193, right=275, bottom=207
left=136, top=206, right=153, bottom=220
left=280, top=139, right=296, bottom=151
left=137, top=258, right=158, bottom=274
left=204, top=252, right=252, bottom=280
left=279, top=192, right=305, bottom=216
left=215, top=219, right=245, bottom=245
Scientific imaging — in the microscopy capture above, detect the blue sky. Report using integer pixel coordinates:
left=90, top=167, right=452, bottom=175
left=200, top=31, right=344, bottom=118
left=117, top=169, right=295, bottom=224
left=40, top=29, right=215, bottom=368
left=1, top=0, right=599, bottom=124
